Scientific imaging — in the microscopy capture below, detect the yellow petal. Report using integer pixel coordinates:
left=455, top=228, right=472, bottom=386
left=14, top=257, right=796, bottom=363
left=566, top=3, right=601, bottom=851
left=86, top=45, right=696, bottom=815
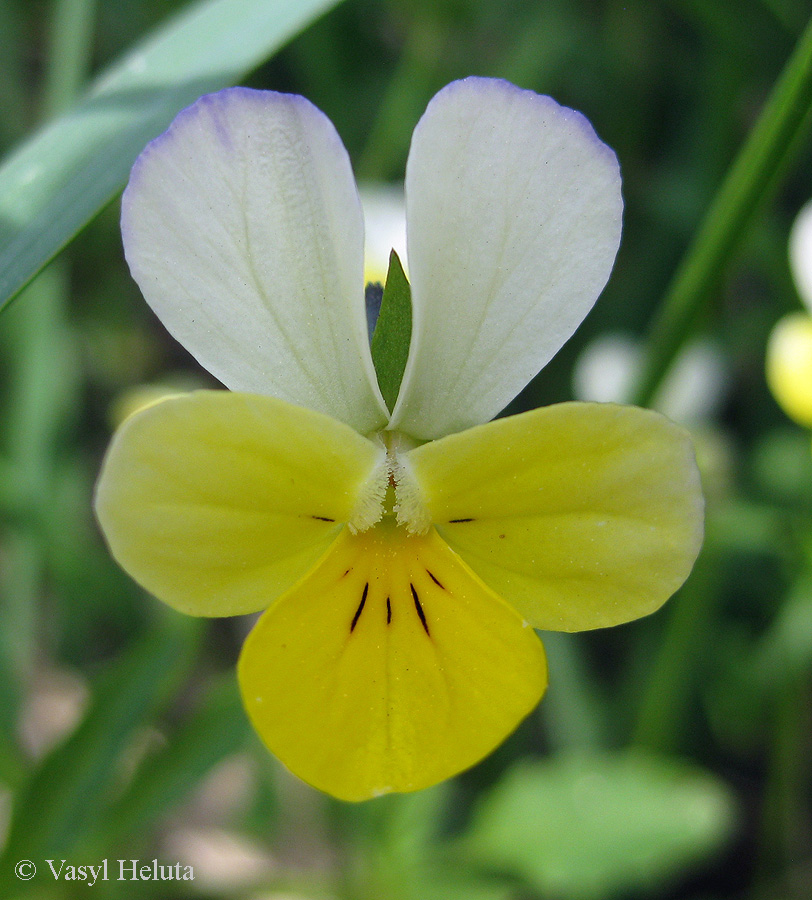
left=95, top=391, right=385, bottom=617
left=238, top=523, right=547, bottom=801
left=406, top=402, right=704, bottom=632
left=766, top=313, right=812, bottom=428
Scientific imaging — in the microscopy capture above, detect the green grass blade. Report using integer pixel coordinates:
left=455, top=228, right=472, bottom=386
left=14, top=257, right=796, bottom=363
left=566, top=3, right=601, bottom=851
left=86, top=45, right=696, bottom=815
left=0, top=0, right=343, bottom=313
left=0, top=615, right=201, bottom=887
left=632, top=13, right=812, bottom=406
left=95, top=677, right=250, bottom=850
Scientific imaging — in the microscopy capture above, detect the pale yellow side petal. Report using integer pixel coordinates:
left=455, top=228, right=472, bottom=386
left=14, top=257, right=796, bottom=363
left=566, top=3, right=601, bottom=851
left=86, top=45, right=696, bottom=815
left=238, top=523, right=547, bottom=801
left=406, top=402, right=704, bottom=632
left=95, top=391, right=385, bottom=617
left=766, top=313, right=812, bottom=428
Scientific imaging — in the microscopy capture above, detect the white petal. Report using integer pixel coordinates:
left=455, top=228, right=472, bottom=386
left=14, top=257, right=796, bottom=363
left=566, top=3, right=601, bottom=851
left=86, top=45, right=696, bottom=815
left=122, top=88, right=388, bottom=434
left=389, top=77, right=623, bottom=440
left=790, top=199, right=812, bottom=314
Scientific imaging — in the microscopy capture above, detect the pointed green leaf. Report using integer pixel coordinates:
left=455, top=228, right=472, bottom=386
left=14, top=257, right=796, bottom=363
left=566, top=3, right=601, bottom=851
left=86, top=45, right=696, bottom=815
left=371, top=249, right=412, bottom=411
left=0, top=0, right=343, bottom=313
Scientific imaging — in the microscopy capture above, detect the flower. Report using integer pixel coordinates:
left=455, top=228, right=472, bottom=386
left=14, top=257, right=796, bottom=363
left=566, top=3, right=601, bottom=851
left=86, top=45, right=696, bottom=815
left=767, top=200, right=812, bottom=432
left=95, top=78, right=704, bottom=801
left=359, top=184, right=407, bottom=285
left=573, top=333, right=728, bottom=426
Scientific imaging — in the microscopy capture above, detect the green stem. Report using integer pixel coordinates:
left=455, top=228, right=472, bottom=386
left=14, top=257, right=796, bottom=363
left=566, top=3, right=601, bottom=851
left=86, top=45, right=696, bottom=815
left=41, top=0, right=97, bottom=121
left=539, top=632, right=608, bottom=751
left=0, top=0, right=96, bottom=767
left=355, top=16, right=445, bottom=182
left=0, top=3, right=30, bottom=146
left=631, top=521, right=722, bottom=751
left=632, top=14, right=812, bottom=407
left=756, top=677, right=809, bottom=881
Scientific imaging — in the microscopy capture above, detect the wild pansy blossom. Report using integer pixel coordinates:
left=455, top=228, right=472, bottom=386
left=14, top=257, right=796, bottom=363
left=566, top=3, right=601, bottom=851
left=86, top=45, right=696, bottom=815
left=95, top=78, right=704, bottom=801
left=767, top=200, right=812, bottom=436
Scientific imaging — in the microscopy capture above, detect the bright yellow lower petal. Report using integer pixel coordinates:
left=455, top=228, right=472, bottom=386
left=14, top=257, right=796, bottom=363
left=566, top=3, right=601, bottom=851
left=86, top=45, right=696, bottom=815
left=766, top=313, right=812, bottom=428
left=406, top=402, right=704, bottom=632
left=95, top=391, right=385, bottom=617
left=238, top=522, right=547, bottom=801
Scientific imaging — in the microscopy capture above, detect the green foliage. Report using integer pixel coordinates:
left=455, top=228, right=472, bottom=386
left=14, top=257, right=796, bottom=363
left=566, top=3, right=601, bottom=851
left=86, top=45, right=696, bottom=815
left=0, top=616, right=201, bottom=894
left=94, top=675, right=250, bottom=851
left=462, top=753, right=736, bottom=900
left=0, top=0, right=344, bottom=313
left=633, top=12, right=812, bottom=406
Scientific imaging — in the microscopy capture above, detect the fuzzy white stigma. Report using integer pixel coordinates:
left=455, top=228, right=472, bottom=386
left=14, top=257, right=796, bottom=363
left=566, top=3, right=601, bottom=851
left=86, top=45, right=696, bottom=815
left=347, top=442, right=431, bottom=535
left=392, top=453, right=432, bottom=535
left=347, top=452, right=389, bottom=533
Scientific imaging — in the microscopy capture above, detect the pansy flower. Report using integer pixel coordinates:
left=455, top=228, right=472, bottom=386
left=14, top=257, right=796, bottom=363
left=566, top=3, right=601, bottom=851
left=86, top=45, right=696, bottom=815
left=767, top=200, right=812, bottom=436
left=95, top=77, right=704, bottom=801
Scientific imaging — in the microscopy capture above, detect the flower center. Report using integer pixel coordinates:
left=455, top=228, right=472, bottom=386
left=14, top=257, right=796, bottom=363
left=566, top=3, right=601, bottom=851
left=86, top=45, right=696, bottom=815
left=348, top=431, right=431, bottom=535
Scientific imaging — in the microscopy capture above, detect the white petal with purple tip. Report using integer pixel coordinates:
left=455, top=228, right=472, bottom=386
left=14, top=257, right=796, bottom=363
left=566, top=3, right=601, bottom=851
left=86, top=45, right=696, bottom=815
left=122, top=88, right=388, bottom=434
left=389, top=77, right=623, bottom=440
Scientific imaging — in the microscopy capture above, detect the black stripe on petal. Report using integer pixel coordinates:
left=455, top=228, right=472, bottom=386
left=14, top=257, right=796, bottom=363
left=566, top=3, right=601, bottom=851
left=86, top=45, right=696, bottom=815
left=427, top=570, right=444, bottom=590
left=410, top=584, right=430, bottom=636
left=350, top=583, right=369, bottom=632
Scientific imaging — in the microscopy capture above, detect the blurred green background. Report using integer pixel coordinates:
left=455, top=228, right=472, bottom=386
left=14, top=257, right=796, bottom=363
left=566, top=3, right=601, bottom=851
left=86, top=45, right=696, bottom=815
left=1, top=0, right=812, bottom=898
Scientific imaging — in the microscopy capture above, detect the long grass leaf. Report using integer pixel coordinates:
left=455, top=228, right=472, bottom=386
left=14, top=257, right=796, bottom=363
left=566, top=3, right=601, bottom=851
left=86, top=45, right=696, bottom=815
left=0, top=0, right=343, bottom=312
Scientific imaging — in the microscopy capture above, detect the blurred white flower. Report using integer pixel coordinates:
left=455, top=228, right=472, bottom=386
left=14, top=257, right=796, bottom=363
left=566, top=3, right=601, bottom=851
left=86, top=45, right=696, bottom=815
left=766, top=200, right=812, bottom=431
left=177, top=752, right=258, bottom=824
left=574, top=334, right=732, bottom=501
left=359, top=184, right=407, bottom=285
left=573, top=333, right=727, bottom=425
left=789, top=198, right=812, bottom=309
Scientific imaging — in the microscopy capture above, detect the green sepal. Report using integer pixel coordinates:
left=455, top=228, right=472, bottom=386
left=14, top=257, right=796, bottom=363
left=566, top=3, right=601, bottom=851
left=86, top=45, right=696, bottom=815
left=371, top=249, right=412, bottom=412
